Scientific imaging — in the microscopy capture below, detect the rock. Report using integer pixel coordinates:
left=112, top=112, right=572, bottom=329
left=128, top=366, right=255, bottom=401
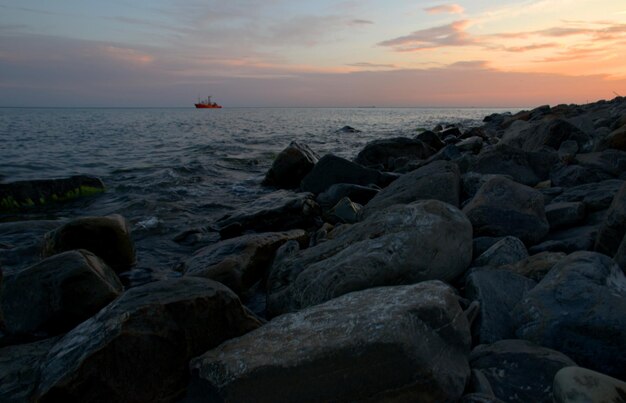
left=360, top=160, right=460, bottom=218
left=471, top=144, right=558, bottom=186
left=326, top=197, right=361, bottom=224
left=576, top=149, right=626, bottom=178
left=462, top=173, right=512, bottom=203
left=558, top=140, right=579, bottom=161
left=354, top=137, right=435, bottom=170
left=188, top=281, right=472, bottom=403
left=337, top=125, right=360, bottom=133
left=616, top=234, right=626, bottom=270
left=300, top=154, right=397, bottom=194
left=553, top=366, right=626, bottom=403
left=315, top=183, right=379, bottom=209
left=551, top=179, right=624, bottom=212
left=463, top=177, right=549, bottom=245
left=0, top=220, right=62, bottom=273
left=42, top=214, right=136, bottom=272
left=460, top=394, right=506, bottom=403
left=214, top=190, right=320, bottom=239
left=472, top=236, right=505, bottom=259
left=473, top=236, right=528, bottom=268
left=35, top=278, right=262, bottom=402
left=501, top=117, right=591, bottom=152
left=1, top=250, right=122, bottom=340
left=595, top=123, right=626, bottom=151
left=513, top=251, right=626, bottom=379
left=501, top=251, right=567, bottom=282
left=415, top=130, right=445, bottom=150
left=464, top=269, right=536, bottom=344
left=0, top=175, right=105, bottom=212
left=262, top=141, right=319, bottom=189
left=540, top=186, right=564, bottom=205
left=457, top=136, right=484, bottom=153
left=529, top=225, right=598, bottom=254
left=267, top=200, right=473, bottom=316
left=550, top=163, right=612, bottom=188
left=470, top=339, right=577, bottom=403
left=0, top=337, right=60, bottom=402
left=545, top=202, right=586, bottom=230
left=440, top=126, right=462, bottom=138
left=595, top=182, right=626, bottom=256
left=181, top=230, right=308, bottom=296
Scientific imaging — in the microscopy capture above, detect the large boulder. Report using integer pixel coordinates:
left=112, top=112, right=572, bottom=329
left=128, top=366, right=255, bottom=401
left=513, top=252, right=626, bottom=379
left=551, top=179, right=624, bottom=212
left=315, top=183, right=379, bottom=209
left=35, top=278, right=262, bottom=402
left=262, top=141, right=319, bottom=189
left=575, top=149, right=626, bottom=178
left=595, top=124, right=626, bottom=151
left=354, top=137, right=435, bottom=170
left=553, top=366, right=626, bottom=403
left=189, top=281, right=473, bottom=403
left=181, top=230, right=308, bottom=295
left=267, top=200, right=473, bottom=316
left=472, top=236, right=528, bottom=268
left=1, top=250, right=122, bottom=340
left=550, top=163, right=612, bottom=188
left=462, top=177, right=549, bottom=245
left=529, top=225, right=599, bottom=254
left=595, top=182, right=626, bottom=256
left=501, top=251, right=567, bottom=282
left=500, top=117, right=591, bottom=152
left=214, top=190, right=320, bottom=239
left=470, top=340, right=577, bottom=403
left=360, top=160, right=460, bottom=218
left=545, top=201, right=586, bottom=230
left=42, top=214, right=136, bottom=273
left=300, top=154, right=397, bottom=194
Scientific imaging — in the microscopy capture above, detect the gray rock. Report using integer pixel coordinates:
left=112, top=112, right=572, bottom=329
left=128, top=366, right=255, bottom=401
left=513, top=251, right=626, bottom=379
left=595, top=182, right=626, bottom=256
left=594, top=124, right=626, bottom=152
left=189, top=281, right=472, bottom=403
left=42, top=214, right=136, bottom=272
left=615, top=234, right=626, bottom=271
left=539, top=186, right=564, bottom=205
left=529, top=225, right=598, bottom=254
left=457, top=136, right=484, bottom=153
left=326, top=197, right=361, bottom=224
left=550, top=163, right=612, bottom=188
left=462, top=173, right=511, bottom=202
left=465, top=269, right=536, bottom=344
left=558, top=140, right=579, bottom=161
left=545, top=201, right=586, bottom=230
left=473, top=236, right=528, bottom=268
left=472, top=236, right=505, bottom=259
left=551, top=179, right=624, bottom=211
left=1, top=250, right=122, bottom=339
left=463, top=177, right=549, bottom=245
left=354, top=137, right=435, bottom=170
left=553, top=366, right=626, bottom=403
left=501, top=251, right=567, bottom=282
left=360, top=160, right=460, bottom=219
left=315, top=183, right=379, bottom=209
left=35, top=278, right=262, bottom=402
left=500, top=117, right=591, bottom=152
left=300, top=154, right=397, bottom=194
left=470, top=339, right=577, bottom=403
left=182, top=230, right=308, bottom=296
left=576, top=149, right=626, bottom=178
left=460, top=394, right=506, bottom=403
left=262, top=141, right=319, bottom=189
left=267, top=200, right=473, bottom=316
left=415, top=130, right=445, bottom=150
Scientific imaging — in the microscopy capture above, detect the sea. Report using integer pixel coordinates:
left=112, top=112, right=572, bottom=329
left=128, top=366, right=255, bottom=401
left=0, top=107, right=517, bottom=286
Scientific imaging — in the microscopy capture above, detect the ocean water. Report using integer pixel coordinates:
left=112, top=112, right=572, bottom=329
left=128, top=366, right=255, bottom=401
left=0, top=107, right=515, bottom=284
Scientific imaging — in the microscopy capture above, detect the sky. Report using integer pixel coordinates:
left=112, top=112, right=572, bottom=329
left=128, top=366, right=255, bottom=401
left=1, top=0, right=625, bottom=107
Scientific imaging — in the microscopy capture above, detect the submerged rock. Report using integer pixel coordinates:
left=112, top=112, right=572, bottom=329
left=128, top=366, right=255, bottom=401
left=262, top=141, right=319, bottom=189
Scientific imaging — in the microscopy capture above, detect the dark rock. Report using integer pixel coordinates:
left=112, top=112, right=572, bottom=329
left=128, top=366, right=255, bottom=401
left=457, top=136, right=484, bottom=153
left=615, top=234, right=626, bottom=271
left=262, top=141, right=319, bottom=189
left=462, top=173, right=512, bottom=203
left=550, top=163, right=612, bottom=188
left=444, top=134, right=461, bottom=144
left=595, top=182, right=626, bottom=256
left=513, top=251, right=626, bottom=379
left=576, top=150, right=626, bottom=178
left=553, top=366, right=626, bottom=403
left=472, top=236, right=505, bottom=259
left=0, top=175, right=105, bottom=212
left=595, top=123, right=626, bottom=151
left=529, top=225, right=598, bottom=254
left=354, top=137, right=435, bottom=170
left=545, top=202, right=586, bottom=230
left=470, top=339, right=577, bottom=403
left=42, top=214, right=136, bottom=272
left=463, top=177, right=549, bottom=245
left=35, top=278, right=262, bottom=402
left=326, top=197, right=361, bottom=224
left=501, top=251, right=567, bottom=282
left=551, top=179, right=624, bottom=211
left=182, top=230, right=308, bottom=296
left=300, top=154, right=397, bottom=194
left=440, top=126, right=462, bottom=138
left=464, top=270, right=536, bottom=344
left=337, top=125, right=360, bottom=133
left=360, top=160, right=460, bottom=218
left=460, top=394, right=506, bottom=403
left=539, top=186, right=563, bottom=205
left=415, top=130, right=445, bottom=150
left=214, top=190, right=321, bottom=239
left=1, top=250, right=122, bottom=340
left=501, top=117, right=591, bottom=152
left=558, top=140, right=579, bottom=161
left=315, top=183, right=379, bottom=209
left=473, top=236, right=528, bottom=267
left=189, top=281, right=472, bottom=403
left=267, top=200, right=473, bottom=316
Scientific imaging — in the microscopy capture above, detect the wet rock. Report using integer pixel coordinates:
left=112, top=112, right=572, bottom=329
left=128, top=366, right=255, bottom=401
left=182, top=230, right=308, bottom=296
left=267, top=200, right=473, bottom=316
left=501, top=251, right=567, bottom=282
left=300, top=154, right=397, bottom=194
left=42, top=214, right=136, bottom=273
left=470, top=339, right=577, bottom=403
left=35, top=278, right=262, bottom=402
left=1, top=250, right=122, bottom=340
left=337, top=125, right=360, bottom=133
left=354, top=137, right=435, bottom=170
left=473, top=236, right=528, bottom=268
left=464, top=269, right=536, bottom=344
left=415, top=130, right=445, bottom=150
left=551, top=179, right=624, bottom=211
left=514, top=251, right=626, bottom=379
left=545, top=201, right=586, bottom=230
left=553, top=366, right=626, bottom=403
left=360, top=160, right=460, bottom=218
left=326, top=197, right=361, bottom=224
left=463, top=177, right=549, bottom=245
left=189, top=281, right=472, bottom=403
left=215, top=190, right=321, bottom=239
left=0, top=175, right=105, bottom=212
left=529, top=225, right=598, bottom=254
left=595, top=182, right=626, bottom=256
left=262, top=141, right=319, bottom=189
left=315, top=183, right=379, bottom=210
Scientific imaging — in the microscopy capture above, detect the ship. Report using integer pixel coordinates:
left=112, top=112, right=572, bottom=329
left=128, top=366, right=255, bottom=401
left=195, top=96, right=222, bottom=109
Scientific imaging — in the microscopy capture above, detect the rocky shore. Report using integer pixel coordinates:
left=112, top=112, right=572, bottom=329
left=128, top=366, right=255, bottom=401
left=2, top=97, right=626, bottom=402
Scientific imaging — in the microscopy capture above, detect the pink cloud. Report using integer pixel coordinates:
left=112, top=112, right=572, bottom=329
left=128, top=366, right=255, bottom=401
left=378, top=20, right=475, bottom=51
left=424, top=4, right=465, bottom=15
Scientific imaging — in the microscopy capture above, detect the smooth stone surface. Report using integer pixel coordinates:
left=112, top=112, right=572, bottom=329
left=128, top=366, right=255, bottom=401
left=553, top=366, right=626, bottom=403
left=35, top=278, right=262, bottom=402
left=189, top=281, right=472, bottom=403
left=514, top=251, right=626, bottom=379
left=1, top=250, right=122, bottom=340
left=262, top=141, right=319, bottom=189
left=473, top=236, right=528, bottom=268
left=549, top=179, right=624, bottom=212
left=42, top=214, right=136, bottom=272
left=545, top=201, right=586, bottom=230
left=315, top=183, right=379, bottom=209
left=595, top=182, right=626, bottom=256
left=354, top=137, right=435, bottom=170
left=267, top=200, right=473, bottom=316
left=501, top=251, right=566, bottom=282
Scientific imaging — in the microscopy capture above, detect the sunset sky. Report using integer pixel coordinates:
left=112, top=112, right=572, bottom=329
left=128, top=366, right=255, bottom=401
left=1, top=0, right=625, bottom=107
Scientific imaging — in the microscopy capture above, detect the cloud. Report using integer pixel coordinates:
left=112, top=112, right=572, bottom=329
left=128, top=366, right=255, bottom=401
left=501, top=43, right=558, bottom=52
left=378, top=20, right=475, bottom=51
left=424, top=4, right=465, bottom=15
left=350, top=19, right=374, bottom=25
left=347, top=62, right=396, bottom=68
